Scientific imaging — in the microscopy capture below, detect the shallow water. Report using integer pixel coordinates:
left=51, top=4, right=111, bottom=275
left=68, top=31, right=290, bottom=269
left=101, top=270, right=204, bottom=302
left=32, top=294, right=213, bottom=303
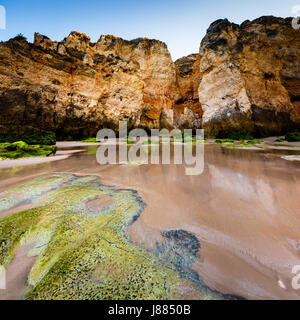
left=0, top=143, right=300, bottom=300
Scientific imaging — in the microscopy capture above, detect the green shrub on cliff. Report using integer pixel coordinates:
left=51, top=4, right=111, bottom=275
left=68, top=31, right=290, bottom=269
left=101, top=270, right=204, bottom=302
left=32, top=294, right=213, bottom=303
left=285, top=132, right=300, bottom=142
left=0, top=130, right=56, bottom=146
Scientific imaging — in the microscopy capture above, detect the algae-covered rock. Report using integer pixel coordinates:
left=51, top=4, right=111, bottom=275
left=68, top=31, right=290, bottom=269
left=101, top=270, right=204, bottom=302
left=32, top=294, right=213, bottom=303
left=285, top=132, right=300, bottom=142
left=0, top=130, right=56, bottom=146
left=0, top=141, right=57, bottom=159
left=0, top=174, right=240, bottom=300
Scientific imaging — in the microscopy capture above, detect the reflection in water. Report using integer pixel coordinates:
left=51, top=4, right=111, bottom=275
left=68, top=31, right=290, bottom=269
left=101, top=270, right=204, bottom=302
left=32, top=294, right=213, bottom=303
left=0, top=144, right=300, bottom=299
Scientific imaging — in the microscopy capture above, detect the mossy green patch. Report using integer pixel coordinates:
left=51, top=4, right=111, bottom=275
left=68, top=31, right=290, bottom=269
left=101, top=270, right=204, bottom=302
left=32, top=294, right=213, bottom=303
left=245, top=140, right=262, bottom=145
left=215, top=138, right=262, bottom=148
left=122, top=138, right=136, bottom=145
left=142, top=138, right=160, bottom=145
left=215, top=139, right=234, bottom=144
left=173, top=139, right=184, bottom=143
left=0, top=130, right=56, bottom=146
left=183, top=136, right=196, bottom=143
left=0, top=174, right=219, bottom=300
left=226, top=132, right=254, bottom=140
left=285, top=132, right=300, bottom=142
left=80, top=138, right=100, bottom=143
left=173, top=136, right=197, bottom=144
left=0, top=142, right=56, bottom=160
left=275, top=138, right=285, bottom=142
left=0, top=174, right=239, bottom=300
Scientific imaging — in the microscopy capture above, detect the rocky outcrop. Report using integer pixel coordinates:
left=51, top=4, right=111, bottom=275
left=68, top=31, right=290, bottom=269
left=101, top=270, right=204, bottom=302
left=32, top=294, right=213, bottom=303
left=0, top=16, right=300, bottom=139
left=0, top=32, right=176, bottom=139
left=172, top=16, right=300, bottom=137
left=199, top=16, right=300, bottom=137
left=174, top=54, right=203, bottom=129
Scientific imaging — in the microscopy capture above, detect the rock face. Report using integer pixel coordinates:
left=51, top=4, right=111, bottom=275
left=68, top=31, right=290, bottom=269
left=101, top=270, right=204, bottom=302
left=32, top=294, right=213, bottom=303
left=0, top=16, right=300, bottom=139
left=199, top=16, right=300, bottom=137
left=0, top=32, right=176, bottom=139
left=174, top=54, right=203, bottom=129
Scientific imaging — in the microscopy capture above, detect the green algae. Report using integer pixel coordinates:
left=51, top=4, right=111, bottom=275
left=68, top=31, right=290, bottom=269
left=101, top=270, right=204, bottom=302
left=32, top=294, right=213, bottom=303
left=183, top=136, right=196, bottom=143
left=215, top=139, right=234, bottom=144
left=0, top=141, right=57, bottom=160
left=215, top=138, right=262, bottom=145
left=122, top=138, right=136, bottom=145
left=0, top=174, right=238, bottom=300
left=0, top=130, right=56, bottom=146
left=0, top=174, right=181, bottom=300
left=0, top=173, right=75, bottom=211
left=215, top=138, right=264, bottom=150
left=286, top=132, right=300, bottom=142
left=142, top=138, right=160, bottom=145
left=226, top=132, right=254, bottom=141
left=172, top=135, right=198, bottom=144
left=80, top=138, right=100, bottom=143
left=245, top=140, right=262, bottom=145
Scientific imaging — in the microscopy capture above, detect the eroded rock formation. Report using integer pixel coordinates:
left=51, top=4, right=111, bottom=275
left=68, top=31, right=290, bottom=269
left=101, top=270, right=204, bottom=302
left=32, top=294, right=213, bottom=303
left=0, top=32, right=176, bottom=139
left=0, top=16, right=300, bottom=139
left=174, top=54, right=203, bottom=129
left=199, top=16, right=300, bottom=137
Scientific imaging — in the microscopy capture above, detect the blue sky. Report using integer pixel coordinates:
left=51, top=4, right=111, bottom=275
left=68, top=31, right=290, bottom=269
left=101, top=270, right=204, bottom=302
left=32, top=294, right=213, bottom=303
left=0, top=0, right=297, bottom=60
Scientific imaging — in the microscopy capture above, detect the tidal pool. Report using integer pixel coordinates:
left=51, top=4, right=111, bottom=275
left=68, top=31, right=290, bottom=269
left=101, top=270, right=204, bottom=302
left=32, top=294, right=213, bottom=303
left=0, top=142, right=300, bottom=300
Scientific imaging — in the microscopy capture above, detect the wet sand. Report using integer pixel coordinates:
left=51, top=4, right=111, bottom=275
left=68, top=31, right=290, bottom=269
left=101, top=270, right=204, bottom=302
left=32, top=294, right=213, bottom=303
left=95, top=148, right=300, bottom=300
left=0, top=243, right=36, bottom=300
left=0, top=142, right=300, bottom=299
left=0, top=155, right=70, bottom=169
left=56, top=141, right=102, bottom=148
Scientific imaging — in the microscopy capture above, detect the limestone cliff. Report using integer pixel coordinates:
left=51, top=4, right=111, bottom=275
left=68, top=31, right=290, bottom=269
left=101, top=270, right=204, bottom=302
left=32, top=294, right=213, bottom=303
left=198, top=16, right=300, bottom=137
left=0, top=16, right=300, bottom=140
left=0, top=32, right=176, bottom=139
left=174, top=54, right=203, bottom=129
